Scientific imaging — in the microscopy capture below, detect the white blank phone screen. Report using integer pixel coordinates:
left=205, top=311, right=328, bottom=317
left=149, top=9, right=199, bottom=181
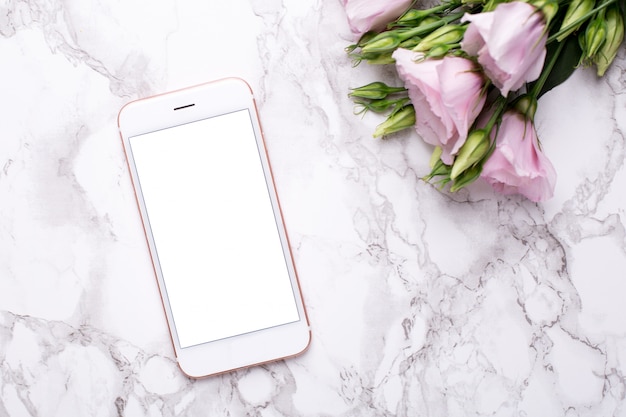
left=129, top=109, right=300, bottom=348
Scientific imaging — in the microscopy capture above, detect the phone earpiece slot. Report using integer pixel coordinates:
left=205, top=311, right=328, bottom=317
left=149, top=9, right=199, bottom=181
left=174, top=104, right=195, bottom=111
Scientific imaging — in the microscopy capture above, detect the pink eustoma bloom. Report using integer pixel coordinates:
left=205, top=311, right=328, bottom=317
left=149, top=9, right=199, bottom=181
left=481, top=111, right=556, bottom=202
left=342, top=0, right=413, bottom=39
left=392, top=48, right=486, bottom=164
left=461, top=1, right=548, bottom=97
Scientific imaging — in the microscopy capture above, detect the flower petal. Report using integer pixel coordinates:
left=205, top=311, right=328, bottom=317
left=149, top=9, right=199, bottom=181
left=461, top=2, right=547, bottom=96
left=344, top=0, right=413, bottom=38
left=481, top=111, right=556, bottom=201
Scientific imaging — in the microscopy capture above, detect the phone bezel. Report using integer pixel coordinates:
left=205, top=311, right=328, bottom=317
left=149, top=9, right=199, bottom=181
left=118, top=78, right=311, bottom=378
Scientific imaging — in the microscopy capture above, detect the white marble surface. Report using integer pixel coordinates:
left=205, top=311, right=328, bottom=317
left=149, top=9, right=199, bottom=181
left=2, top=0, right=626, bottom=416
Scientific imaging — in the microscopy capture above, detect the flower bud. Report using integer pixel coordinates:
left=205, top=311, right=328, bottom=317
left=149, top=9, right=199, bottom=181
left=423, top=157, right=452, bottom=187
left=395, top=8, right=432, bottom=26
left=557, top=0, right=595, bottom=42
left=450, top=165, right=482, bottom=192
left=412, top=24, right=466, bottom=52
left=373, top=105, right=416, bottom=137
left=594, top=5, right=625, bottom=76
left=582, top=15, right=607, bottom=61
left=514, top=95, right=538, bottom=119
left=399, top=37, right=421, bottom=50
left=366, top=53, right=396, bottom=65
left=425, top=44, right=453, bottom=58
left=356, top=31, right=378, bottom=47
left=354, top=97, right=410, bottom=114
left=349, top=82, right=406, bottom=100
left=361, top=32, right=402, bottom=54
left=450, top=129, right=490, bottom=180
left=429, top=146, right=443, bottom=168
left=418, top=16, right=442, bottom=28
left=527, top=0, right=558, bottom=24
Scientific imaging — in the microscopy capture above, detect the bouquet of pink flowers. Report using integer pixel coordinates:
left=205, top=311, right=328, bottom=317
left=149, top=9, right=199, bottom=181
left=342, top=0, right=625, bottom=201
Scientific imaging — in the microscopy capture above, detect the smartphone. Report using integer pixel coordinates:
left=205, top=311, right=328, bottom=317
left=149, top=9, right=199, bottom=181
left=118, top=78, right=311, bottom=378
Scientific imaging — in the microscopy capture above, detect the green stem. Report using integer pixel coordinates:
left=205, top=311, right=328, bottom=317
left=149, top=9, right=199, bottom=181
left=397, top=11, right=466, bottom=42
left=478, top=96, right=509, bottom=159
left=431, top=1, right=463, bottom=13
left=484, top=95, right=508, bottom=133
left=530, top=39, right=566, bottom=98
left=406, top=1, right=461, bottom=19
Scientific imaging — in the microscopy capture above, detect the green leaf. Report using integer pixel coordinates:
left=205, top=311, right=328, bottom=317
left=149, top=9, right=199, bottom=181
left=531, top=36, right=583, bottom=98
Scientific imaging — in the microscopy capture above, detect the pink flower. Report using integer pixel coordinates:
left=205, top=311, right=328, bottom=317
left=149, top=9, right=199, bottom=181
left=392, top=48, right=487, bottom=164
left=342, top=0, right=413, bottom=39
left=461, top=2, right=548, bottom=97
left=481, top=111, right=556, bottom=202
